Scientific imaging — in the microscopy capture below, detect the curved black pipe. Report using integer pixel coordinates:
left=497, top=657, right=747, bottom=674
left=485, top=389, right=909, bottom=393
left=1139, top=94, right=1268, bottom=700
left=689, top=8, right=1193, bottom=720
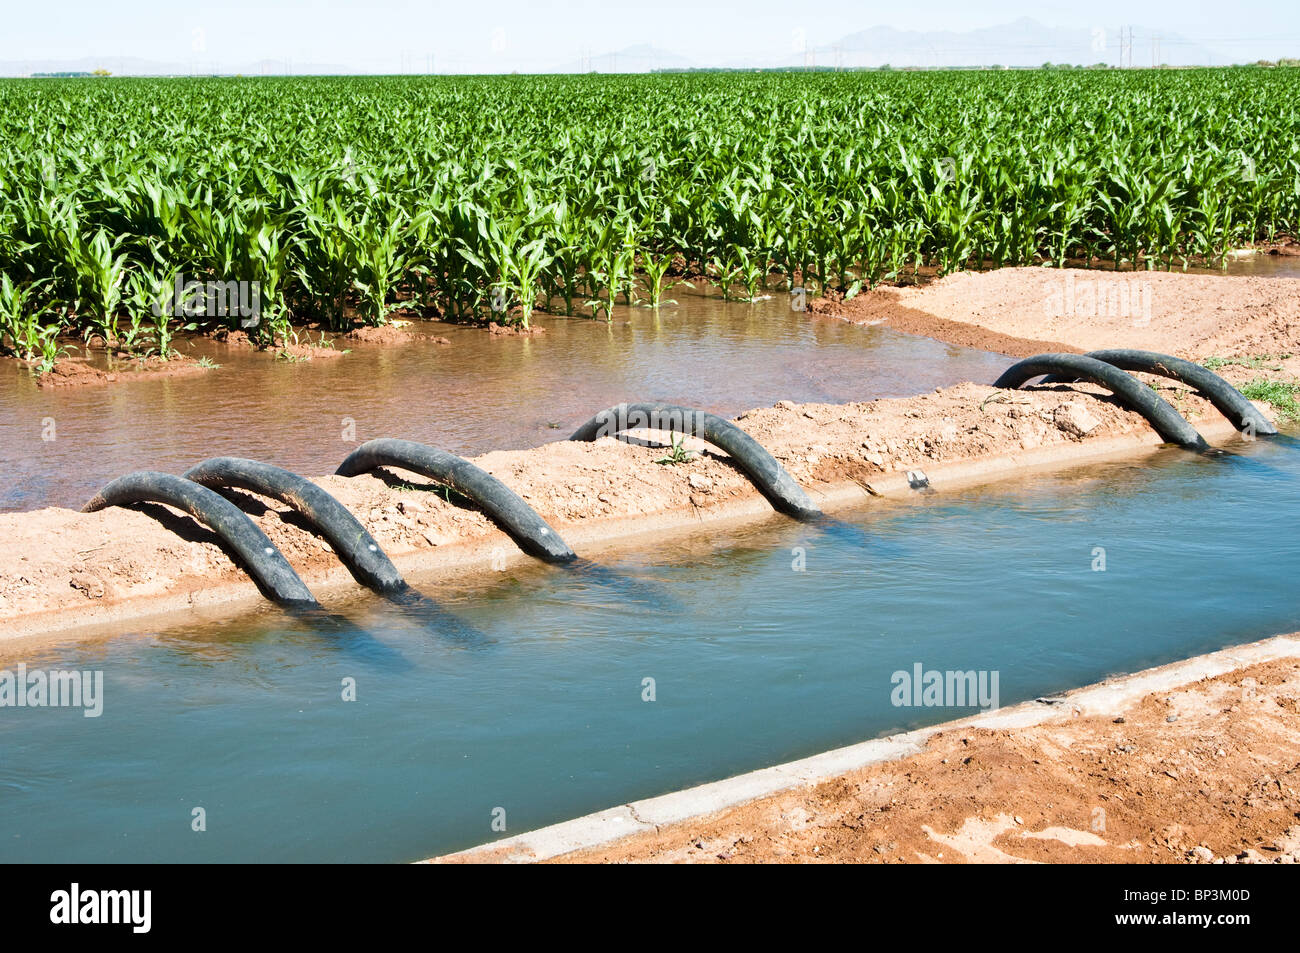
left=1042, top=349, right=1276, bottom=436
left=81, top=470, right=318, bottom=607
left=183, top=457, right=405, bottom=593
left=336, top=438, right=576, bottom=564
left=568, top=402, right=823, bottom=521
left=993, top=353, right=1209, bottom=451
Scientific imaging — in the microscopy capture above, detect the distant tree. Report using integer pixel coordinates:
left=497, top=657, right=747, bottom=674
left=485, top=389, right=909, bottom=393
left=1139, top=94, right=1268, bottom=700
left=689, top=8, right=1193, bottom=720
left=92, top=68, right=111, bottom=76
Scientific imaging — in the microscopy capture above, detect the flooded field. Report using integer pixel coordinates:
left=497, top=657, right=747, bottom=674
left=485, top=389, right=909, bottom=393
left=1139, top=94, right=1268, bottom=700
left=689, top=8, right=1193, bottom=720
left=0, top=290, right=1012, bottom=512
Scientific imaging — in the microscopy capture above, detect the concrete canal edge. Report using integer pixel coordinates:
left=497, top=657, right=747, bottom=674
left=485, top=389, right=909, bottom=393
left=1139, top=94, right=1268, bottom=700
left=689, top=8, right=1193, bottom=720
left=425, top=631, right=1300, bottom=863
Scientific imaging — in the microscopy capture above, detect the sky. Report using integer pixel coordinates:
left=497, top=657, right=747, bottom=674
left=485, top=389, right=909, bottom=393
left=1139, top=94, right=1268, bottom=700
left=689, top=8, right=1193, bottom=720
left=4, top=1, right=1300, bottom=73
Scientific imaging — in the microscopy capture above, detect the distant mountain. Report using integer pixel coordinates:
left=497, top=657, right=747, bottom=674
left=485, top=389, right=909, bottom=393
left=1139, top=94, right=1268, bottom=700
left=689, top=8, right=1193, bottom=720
left=0, top=19, right=1242, bottom=77
left=790, top=18, right=1222, bottom=69
left=564, top=19, right=1227, bottom=73
left=552, top=44, right=697, bottom=74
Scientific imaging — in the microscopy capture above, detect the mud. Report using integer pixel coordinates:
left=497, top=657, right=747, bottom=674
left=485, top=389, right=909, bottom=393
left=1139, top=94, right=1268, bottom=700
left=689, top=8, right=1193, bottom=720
left=33, top=353, right=212, bottom=388
left=343, top=323, right=450, bottom=345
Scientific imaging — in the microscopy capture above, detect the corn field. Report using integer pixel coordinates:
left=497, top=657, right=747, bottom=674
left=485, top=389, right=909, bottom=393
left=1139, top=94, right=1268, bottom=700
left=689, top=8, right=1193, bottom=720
left=1, top=69, right=1298, bottom=367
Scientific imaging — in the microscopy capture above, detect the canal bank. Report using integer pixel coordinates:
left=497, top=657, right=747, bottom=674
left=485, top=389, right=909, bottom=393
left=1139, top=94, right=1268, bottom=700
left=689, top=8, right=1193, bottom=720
left=432, top=632, right=1300, bottom=864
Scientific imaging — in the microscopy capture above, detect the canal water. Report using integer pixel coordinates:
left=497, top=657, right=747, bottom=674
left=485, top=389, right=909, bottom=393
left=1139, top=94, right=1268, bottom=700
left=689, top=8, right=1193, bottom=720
left=1, top=429, right=1297, bottom=862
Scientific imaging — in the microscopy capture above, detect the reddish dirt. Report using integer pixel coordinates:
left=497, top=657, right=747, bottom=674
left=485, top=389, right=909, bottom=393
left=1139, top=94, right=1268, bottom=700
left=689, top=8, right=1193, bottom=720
left=208, top=327, right=253, bottom=347
left=343, top=323, right=450, bottom=345
left=554, top=657, right=1300, bottom=864
left=816, top=267, right=1300, bottom=373
left=488, top=322, right=546, bottom=336
left=273, top=340, right=346, bottom=360
left=33, top=354, right=212, bottom=388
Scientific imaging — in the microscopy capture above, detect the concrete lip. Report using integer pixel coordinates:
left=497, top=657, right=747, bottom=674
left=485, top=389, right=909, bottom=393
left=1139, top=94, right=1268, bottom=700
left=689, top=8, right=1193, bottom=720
left=426, top=632, right=1300, bottom=864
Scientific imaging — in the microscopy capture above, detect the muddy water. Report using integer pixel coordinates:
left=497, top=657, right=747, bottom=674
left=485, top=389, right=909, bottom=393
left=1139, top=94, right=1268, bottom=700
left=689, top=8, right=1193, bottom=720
left=1, top=430, right=1298, bottom=862
left=0, top=289, right=1011, bottom=512
left=1195, top=252, right=1300, bottom=279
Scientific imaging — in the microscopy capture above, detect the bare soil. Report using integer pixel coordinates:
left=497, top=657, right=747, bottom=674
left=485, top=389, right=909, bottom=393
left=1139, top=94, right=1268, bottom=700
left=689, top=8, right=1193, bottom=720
left=487, top=322, right=545, bottom=336
left=554, top=656, right=1300, bottom=864
left=32, top=353, right=212, bottom=388
left=816, top=267, right=1300, bottom=380
left=344, top=323, right=450, bottom=345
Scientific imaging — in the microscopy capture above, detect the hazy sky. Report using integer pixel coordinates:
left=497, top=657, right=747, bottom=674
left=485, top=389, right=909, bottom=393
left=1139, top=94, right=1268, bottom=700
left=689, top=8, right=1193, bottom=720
left=5, top=1, right=1300, bottom=72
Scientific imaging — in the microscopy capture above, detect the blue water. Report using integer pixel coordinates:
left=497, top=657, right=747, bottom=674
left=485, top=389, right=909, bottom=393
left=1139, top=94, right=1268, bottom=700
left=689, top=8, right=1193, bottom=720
left=2, top=432, right=1299, bottom=862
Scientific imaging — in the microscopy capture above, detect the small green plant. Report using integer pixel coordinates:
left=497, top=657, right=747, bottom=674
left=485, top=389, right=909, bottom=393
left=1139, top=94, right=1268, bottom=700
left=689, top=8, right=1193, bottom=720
left=0, top=273, right=52, bottom=359
left=710, top=254, right=742, bottom=301
left=31, top=326, right=67, bottom=375
left=502, top=237, right=551, bottom=330
left=73, top=229, right=130, bottom=346
left=654, top=434, right=695, bottom=465
left=151, top=307, right=189, bottom=359
left=120, top=271, right=160, bottom=354
left=1239, top=377, right=1300, bottom=419
left=639, top=253, right=677, bottom=308
left=426, top=482, right=472, bottom=506
left=1202, top=354, right=1290, bottom=372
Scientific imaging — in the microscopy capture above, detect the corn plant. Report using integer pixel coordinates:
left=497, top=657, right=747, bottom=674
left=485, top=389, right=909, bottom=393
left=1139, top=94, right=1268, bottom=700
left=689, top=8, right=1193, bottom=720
left=0, top=273, right=53, bottom=361
left=639, top=252, right=677, bottom=308
left=71, top=229, right=130, bottom=346
left=1, top=69, right=1298, bottom=352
